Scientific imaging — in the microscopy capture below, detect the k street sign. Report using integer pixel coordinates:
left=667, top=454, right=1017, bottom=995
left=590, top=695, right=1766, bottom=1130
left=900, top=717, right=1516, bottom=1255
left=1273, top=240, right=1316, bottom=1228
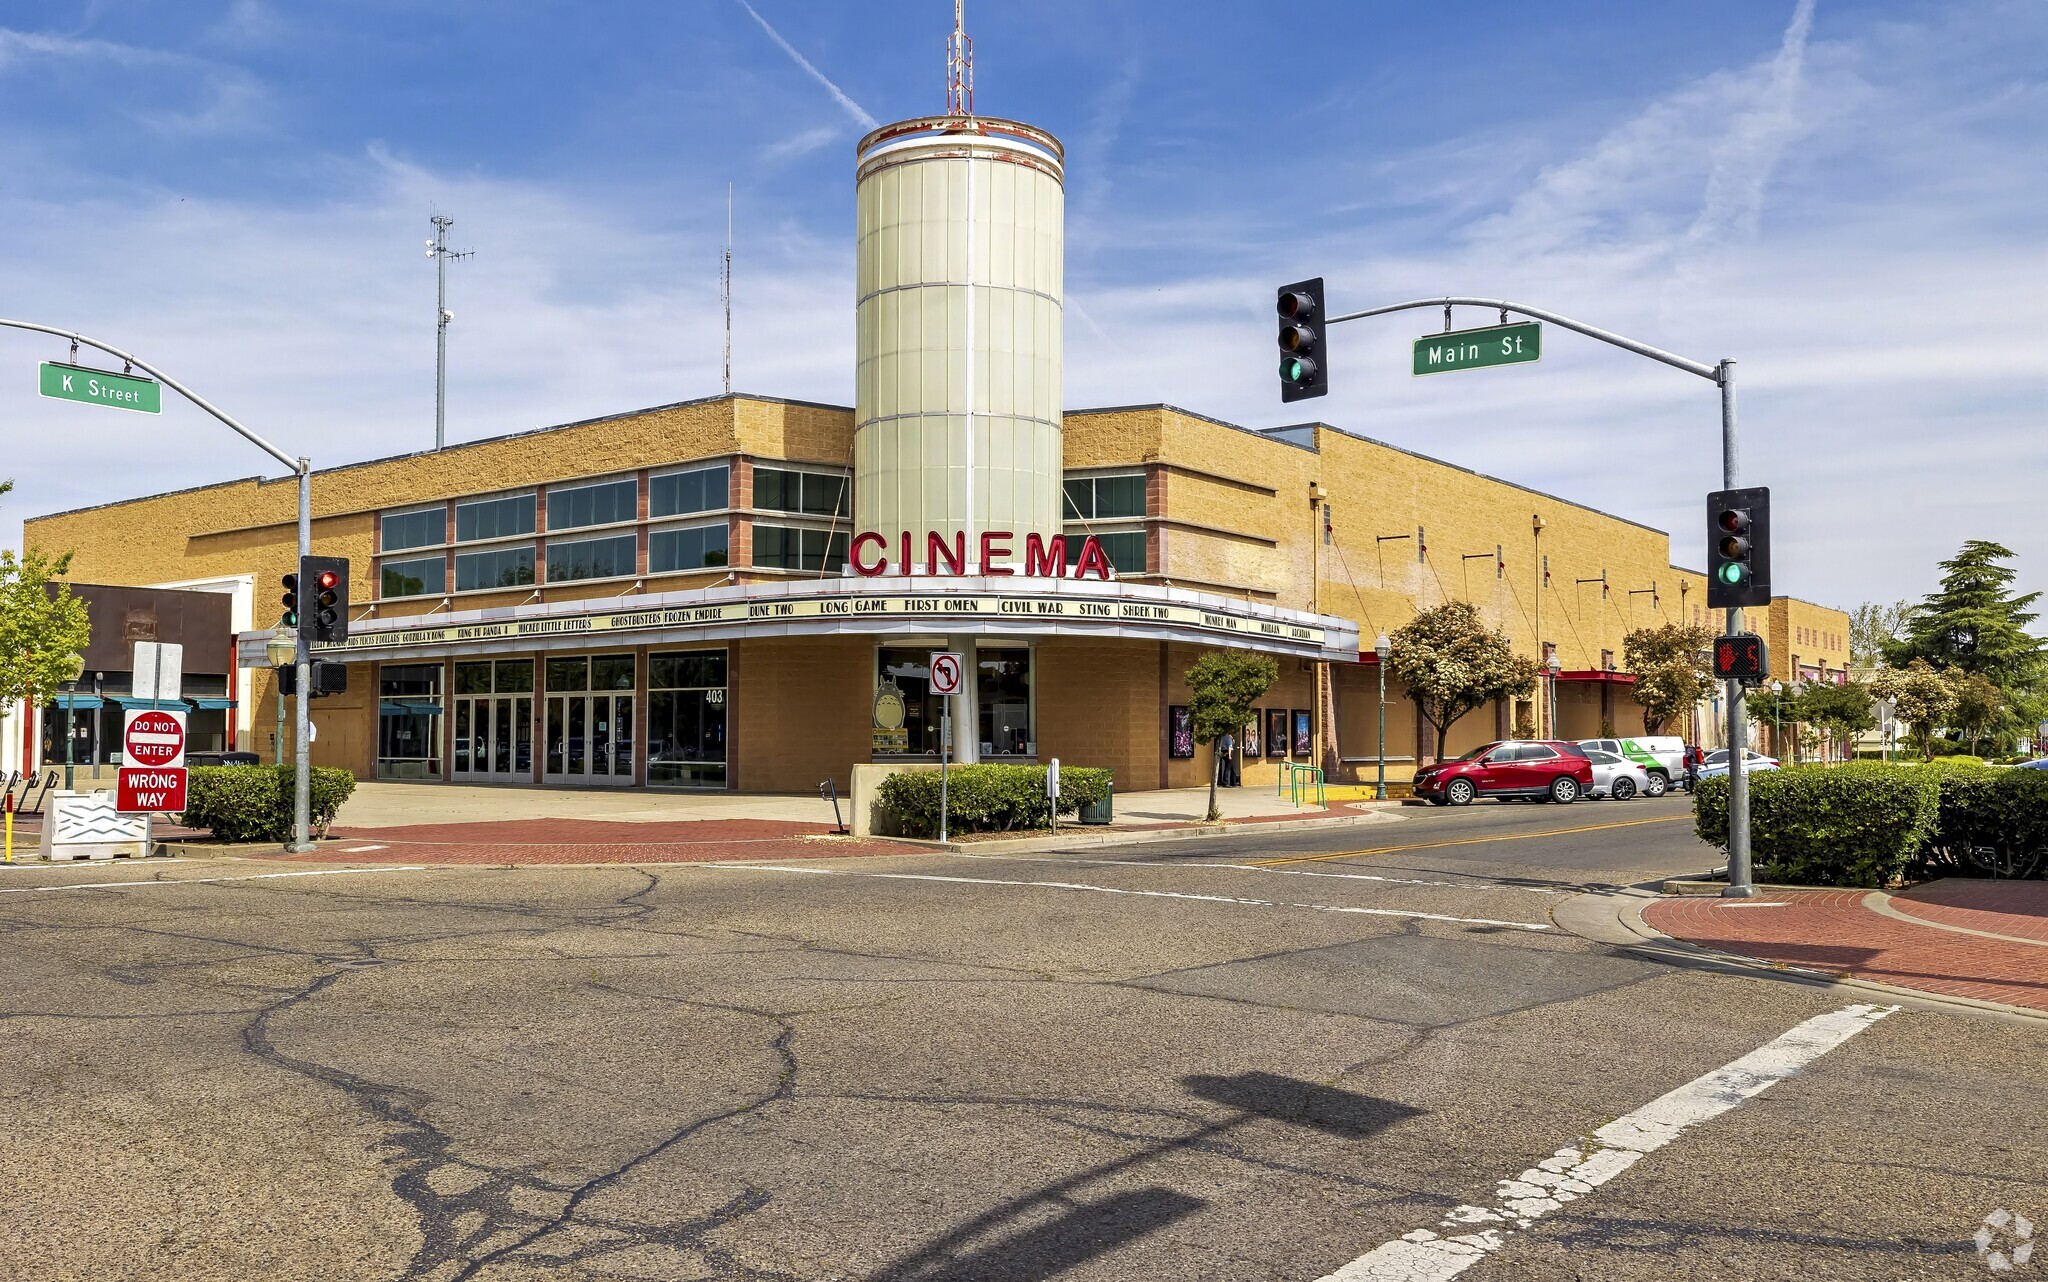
left=1413, top=322, right=1542, bottom=377
left=39, top=360, right=163, bottom=413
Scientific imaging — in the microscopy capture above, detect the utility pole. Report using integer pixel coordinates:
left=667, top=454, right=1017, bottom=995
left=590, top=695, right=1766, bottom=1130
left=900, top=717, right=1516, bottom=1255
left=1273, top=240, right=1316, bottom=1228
left=427, top=214, right=473, bottom=451
left=723, top=185, right=733, bottom=396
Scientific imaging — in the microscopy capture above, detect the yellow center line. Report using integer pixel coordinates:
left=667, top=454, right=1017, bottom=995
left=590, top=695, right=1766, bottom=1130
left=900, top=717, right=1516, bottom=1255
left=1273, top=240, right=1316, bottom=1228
left=1250, top=815, right=1692, bottom=867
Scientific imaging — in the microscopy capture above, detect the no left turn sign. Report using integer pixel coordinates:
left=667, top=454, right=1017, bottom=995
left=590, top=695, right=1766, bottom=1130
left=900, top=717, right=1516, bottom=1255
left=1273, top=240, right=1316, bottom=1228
left=929, top=652, right=964, bottom=697
left=123, top=708, right=188, bottom=769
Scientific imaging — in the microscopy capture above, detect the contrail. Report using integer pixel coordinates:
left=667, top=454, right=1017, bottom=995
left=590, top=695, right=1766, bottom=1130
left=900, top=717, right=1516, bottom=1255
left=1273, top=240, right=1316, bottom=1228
left=733, top=0, right=879, bottom=131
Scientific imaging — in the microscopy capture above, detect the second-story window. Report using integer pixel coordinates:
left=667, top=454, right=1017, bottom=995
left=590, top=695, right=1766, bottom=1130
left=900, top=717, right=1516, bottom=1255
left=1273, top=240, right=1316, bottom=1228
left=546, top=477, right=636, bottom=531
left=651, top=464, right=730, bottom=519
left=455, top=545, right=535, bottom=591
left=546, top=533, right=638, bottom=582
left=381, top=556, right=446, bottom=598
left=755, top=468, right=850, bottom=517
left=455, top=493, right=536, bottom=542
left=381, top=507, right=443, bottom=552
left=1062, top=473, right=1145, bottom=520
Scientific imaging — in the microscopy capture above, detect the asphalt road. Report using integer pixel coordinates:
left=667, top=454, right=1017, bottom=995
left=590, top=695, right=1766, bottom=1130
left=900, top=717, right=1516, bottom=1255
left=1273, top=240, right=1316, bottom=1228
left=0, top=798, right=2039, bottom=1281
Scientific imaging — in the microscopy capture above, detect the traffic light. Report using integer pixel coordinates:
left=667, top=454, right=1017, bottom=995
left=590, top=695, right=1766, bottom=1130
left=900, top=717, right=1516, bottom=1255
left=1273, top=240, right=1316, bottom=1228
left=280, top=572, right=300, bottom=631
left=1706, top=486, right=1771, bottom=609
left=278, top=662, right=348, bottom=698
left=1276, top=277, right=1328, bottom=403
left=301, top=555, right=350, bottom=644
left=1712, top=632, right=1769, bottom=685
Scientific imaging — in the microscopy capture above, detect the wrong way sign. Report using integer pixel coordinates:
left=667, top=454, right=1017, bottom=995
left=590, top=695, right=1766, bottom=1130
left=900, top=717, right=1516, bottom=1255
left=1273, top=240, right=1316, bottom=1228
left=123, top=708, right=187, bottom=769
left=118, top=767, right=187, bottom=815
left=929, top=651, right=964, bottom=697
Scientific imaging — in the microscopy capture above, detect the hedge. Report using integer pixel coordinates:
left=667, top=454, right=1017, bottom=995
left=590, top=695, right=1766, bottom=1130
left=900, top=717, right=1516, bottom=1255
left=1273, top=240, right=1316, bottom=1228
left=1692, top=763, right=1941, bottom=888
left=1914, top=761, right=2048, bottom=881
left=180, top=765, right=358, bottom=843
left=876, top=765, right=1112, bottom=838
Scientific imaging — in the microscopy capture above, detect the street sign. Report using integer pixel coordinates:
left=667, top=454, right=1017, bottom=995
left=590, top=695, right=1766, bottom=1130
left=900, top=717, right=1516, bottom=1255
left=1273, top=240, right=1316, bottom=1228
left=39, top=361, right=163, bottom=414
left=132, top=641, right=184, bottom=702
left=1413, top=321, right=1541, bottom=377
left=122, top=708, right=187, bottom=769
left=117, top=767, right=187, bottom=814
left=930, top=651, right=965, bottom=697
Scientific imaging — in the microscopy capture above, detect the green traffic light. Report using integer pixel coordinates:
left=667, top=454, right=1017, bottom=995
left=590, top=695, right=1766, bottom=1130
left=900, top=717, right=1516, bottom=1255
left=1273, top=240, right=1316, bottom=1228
left=283, top=612, right=298, bottom=627
left=1717, top=563, right=1746, bottom=585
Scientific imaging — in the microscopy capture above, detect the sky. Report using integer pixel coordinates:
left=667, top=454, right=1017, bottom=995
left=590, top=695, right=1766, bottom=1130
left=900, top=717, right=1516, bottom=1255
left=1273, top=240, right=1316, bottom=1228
left=0, top=0, right=2042, bottom=616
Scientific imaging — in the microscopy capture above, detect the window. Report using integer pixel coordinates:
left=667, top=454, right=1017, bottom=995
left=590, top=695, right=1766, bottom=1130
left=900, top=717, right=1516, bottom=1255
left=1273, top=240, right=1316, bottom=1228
left=381, top=555, right=445, bottom=599
left=377, top=664, right=442, bottom=780
left=546, top=533, right=638, bottom=582
left=1090, top=531, right=1145, bottom=574
left=1062, top=473, right=1145, bottom=520
left=977, top=647, right=1033, bottom=757
left=754, top=468, right=850, bottom=517
left=382, top=507, right=443, bottom=552
left=651, top=464, right=729, bottom=519
left=546, top=478, right=636, bottom=531
left=648, top=649, right=727, bottom=788
left=650, top=523, right=730, bottom=573
left=755, top=525, right=848, bottom=573
left=455, top=493, right=536, bottom=542
left=455, top=545, right=535, bottom=591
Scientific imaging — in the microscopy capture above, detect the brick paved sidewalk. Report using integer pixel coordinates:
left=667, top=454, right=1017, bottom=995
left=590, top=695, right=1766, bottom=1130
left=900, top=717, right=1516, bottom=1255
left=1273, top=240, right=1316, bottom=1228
left=1644, top=879, right=2048, bottom=1013
left=262, top=818, right=923, bottom=865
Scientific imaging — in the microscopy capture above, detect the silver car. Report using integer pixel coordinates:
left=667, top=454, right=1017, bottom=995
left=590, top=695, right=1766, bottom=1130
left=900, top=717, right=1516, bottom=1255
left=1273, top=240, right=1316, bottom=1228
left=1580, top=748, right=1652, bottom=800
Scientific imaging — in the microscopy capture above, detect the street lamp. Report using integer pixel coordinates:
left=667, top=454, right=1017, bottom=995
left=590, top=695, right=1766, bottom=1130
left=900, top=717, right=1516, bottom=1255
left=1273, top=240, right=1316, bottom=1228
left=58, top=652, right=84, bottom=791
left=1374, top=632, right=1392, bottom=800
left=1544, top=653, right=1562, bottom=739
left=1769, top=679, right=1783, bottom=760
left=265, top=630, right=296, bottom=765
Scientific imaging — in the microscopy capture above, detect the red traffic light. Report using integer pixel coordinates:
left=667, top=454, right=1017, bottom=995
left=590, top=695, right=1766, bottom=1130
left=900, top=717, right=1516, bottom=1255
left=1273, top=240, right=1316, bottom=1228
left=317, top=570, right=339, bottom=589
left=1717, top=509, right=1749, bottom=534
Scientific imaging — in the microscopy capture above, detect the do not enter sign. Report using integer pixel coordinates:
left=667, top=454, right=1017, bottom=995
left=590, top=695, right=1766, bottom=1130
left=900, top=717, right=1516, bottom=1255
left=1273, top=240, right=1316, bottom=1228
left=123, top=708, right=187, bottom=769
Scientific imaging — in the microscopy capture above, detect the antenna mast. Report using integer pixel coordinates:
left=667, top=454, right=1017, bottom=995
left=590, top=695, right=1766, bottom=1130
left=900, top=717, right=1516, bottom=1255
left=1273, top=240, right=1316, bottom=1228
left=945, top=0, right=973, bottom=116
left=723, top=184, right=733, bottom=396
left=427, top=214, right=473, bottom=451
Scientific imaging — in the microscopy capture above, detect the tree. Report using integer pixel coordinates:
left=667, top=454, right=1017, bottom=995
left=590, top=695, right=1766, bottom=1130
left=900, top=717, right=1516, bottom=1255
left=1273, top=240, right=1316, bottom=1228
left=1743, top=682, right=1804, bottom=759
left=1947, top=670, right=2003, bottom=757
left=0, top=480, right=94, bottom=716
left=1870, top=660, right=1958, bottom=761
left=1886, top=541, right=2044, bottom=692
left=1184, top=650, right=1277, bottom=821
left=1848, top=600, right=1912, bottom=670
left=1622, top=622, right=1714, bottom=735
left=1799, top=680, right=1875, bottom=760
left=1388, top=601, right=1538, bottom=763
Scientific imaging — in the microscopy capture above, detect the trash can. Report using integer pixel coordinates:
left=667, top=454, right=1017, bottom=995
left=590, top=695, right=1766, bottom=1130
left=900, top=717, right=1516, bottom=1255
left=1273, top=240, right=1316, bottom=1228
left=1078, top=777, right=1114, bottom=825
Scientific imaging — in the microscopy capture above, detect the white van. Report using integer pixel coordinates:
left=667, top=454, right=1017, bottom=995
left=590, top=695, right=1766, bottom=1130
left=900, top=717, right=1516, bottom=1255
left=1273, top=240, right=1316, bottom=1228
left=1575, top=736, right=1687, bottom=795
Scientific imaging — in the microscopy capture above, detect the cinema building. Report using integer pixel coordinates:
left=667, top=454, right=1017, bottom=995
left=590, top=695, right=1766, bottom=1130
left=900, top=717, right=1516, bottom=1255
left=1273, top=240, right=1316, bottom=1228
left=16, top=105, right=1840, bottom=795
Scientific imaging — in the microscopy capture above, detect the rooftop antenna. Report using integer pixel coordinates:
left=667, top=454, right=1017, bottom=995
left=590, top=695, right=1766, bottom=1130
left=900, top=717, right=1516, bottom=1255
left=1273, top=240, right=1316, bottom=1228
left=426, top=213, right=474, bottom=451
left=945, top=0, right=972, bottom=116
left=723, top=183, right=733, bottom=396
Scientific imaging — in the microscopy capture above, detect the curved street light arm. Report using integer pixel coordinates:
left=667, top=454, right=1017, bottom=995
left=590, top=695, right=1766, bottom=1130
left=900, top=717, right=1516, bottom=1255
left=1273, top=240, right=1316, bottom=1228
left=1324, top=297, right=1721, bottom=382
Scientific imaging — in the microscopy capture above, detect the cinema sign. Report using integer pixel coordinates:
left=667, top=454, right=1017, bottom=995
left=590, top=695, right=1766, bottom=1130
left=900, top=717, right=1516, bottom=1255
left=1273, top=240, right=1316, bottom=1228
left=850, top=531, right=1116, bottom=580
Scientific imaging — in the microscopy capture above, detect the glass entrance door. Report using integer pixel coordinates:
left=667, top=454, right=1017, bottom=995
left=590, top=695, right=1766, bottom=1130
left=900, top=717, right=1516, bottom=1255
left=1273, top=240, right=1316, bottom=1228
left=543, top=655, right=637, bottom=786
left=452, top=695, right=532, bottom=780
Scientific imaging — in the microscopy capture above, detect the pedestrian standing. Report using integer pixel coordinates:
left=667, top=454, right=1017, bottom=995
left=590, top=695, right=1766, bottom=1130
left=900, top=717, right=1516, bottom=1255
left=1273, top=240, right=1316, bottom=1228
left=1218, top=730, right=1240, bottom=787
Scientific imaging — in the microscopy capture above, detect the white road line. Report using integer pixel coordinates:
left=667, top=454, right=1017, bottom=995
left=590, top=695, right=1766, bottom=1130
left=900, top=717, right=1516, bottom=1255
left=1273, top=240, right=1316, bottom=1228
left=949, top=851, right=1560, bottom=894
left=0, top=866, right=430, bottom=894
left=705, top=865, right=1552, bottom=931
left=0, top=859, right=188, bottom=871
left=1315, top=1003, right=1899, bottom=1282
left=342, top=845, right=388, bottom=853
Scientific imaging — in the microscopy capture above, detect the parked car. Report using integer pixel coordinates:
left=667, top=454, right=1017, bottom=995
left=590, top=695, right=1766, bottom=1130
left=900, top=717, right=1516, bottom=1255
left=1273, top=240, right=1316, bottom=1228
left=1575, top=736, right=1685, bottom=796
left=2017, top=758, right=2048, bottom=770
left=1579, top=748, right=1652, bottom=800
left=1697, top=749, right=1780, bottom=779
left=1411, top=740, right=1595, bottom=807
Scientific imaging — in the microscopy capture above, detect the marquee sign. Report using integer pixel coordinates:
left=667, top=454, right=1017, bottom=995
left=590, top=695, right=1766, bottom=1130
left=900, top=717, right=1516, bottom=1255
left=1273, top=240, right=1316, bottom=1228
left=321, top=589, right=1330, bottom=654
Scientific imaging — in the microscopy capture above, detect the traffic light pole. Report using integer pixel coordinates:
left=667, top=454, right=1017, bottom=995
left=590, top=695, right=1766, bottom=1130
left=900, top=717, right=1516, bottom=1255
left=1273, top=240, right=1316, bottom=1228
left=1319, top=297, right=1754, bottom=896
left=0, top=317, right=317, bottom=854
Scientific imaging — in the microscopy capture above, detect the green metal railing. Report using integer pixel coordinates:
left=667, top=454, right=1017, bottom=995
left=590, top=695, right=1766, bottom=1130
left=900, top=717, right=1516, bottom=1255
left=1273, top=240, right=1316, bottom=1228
left=1280, top=763, right=1325, bottom=808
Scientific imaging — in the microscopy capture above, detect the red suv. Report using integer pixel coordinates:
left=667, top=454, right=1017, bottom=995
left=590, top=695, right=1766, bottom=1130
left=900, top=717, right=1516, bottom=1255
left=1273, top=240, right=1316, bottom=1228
left=1411, top=740, right=1594, bottom=807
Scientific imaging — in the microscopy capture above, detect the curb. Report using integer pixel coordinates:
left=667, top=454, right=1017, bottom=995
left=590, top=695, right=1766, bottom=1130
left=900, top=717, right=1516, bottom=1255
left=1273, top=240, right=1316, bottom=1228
left=884, top=807, right=1405, bottom=856
left=1551, top=886, right=2048, bottom=1028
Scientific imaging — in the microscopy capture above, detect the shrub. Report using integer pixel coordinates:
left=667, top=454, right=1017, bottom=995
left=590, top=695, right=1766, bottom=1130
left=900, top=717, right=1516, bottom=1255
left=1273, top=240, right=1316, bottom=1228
left=181, top=765, right=358, bottom=842
left=877, top=765, right=1112, bottom=838
left=1692, top=762, right=1941, bottom=888
left=1916, top=761, right=2048, bottom=880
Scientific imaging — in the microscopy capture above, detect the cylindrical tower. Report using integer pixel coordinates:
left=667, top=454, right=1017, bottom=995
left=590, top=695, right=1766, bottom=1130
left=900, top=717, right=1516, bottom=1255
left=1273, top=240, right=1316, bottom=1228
left=854, top=115, right=1065, bottom=564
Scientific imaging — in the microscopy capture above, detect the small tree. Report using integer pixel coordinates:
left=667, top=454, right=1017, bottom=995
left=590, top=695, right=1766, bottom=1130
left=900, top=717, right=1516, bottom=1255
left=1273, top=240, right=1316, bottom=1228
left=1185, top=651, right=1278, bottom=821
left=0, top=480, right=94, bottom=716
left=1848, top=600, right=1912, bottom=670
left=1388, top=601, right=1538, bottom=763
left=1623, top=622, right=1714, bottom=735
left=1947, top=670, right=2003, bottom=757
left=1799, top=680, right=1875, bottom=760
left=1870, top=660, right=1958, bottom=760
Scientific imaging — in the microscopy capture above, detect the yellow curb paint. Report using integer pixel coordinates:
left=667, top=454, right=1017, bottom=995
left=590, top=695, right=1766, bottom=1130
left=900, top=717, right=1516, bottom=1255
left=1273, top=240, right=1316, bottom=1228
left=1250, top=814, right=1691, bottom=867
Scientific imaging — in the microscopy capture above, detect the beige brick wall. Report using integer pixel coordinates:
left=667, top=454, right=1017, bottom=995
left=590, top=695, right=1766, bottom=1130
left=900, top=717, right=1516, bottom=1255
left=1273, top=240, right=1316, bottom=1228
left=1766, top=597, right=1851, bottom=681
left=733, top=636, right=872, bottom=793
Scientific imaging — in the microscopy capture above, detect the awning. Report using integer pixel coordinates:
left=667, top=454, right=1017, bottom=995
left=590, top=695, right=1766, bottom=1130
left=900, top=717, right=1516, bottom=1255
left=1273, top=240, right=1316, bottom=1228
left=380, top=699, right=444, bottom=717
left=47, top=695, right=104, bottom=711
left=107, top=694, right=186, bottom=708
left=1555, top=670, right=1638, bottom=685
left=185, top=697, right=238, bottom=711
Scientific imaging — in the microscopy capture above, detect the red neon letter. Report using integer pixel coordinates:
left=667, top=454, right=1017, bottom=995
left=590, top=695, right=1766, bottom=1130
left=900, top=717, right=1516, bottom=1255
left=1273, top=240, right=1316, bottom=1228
left=980, top=531, right=1014, bottom=576
left=851, top=532, right=888, bottom=576
left=1073, top=535, right=1114, bottom=581
left=1023, top=533, right=1068, bottom=578
left=926, top=530, right=966, bottom=576
left=899, top=531, right=912, bottom=575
